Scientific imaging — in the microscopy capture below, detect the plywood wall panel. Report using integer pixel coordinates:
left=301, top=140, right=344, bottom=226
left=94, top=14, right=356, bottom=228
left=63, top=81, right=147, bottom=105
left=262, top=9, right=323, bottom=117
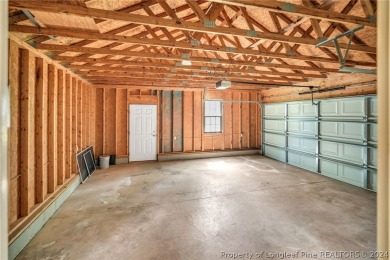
left=203, top=136, right=213, bottom=150
left=8, top=41, right=20, bottom=180
left=162, top=91, right=173, bottom=153
left=104, top=88, right=116, bottom=155
left=241, top=92, right=250, bottom=149
left=128, top=95, right=158, bottom=104
left=35, top=58, right=48, bottom=203
left=20, top=49, right=36, bottom=216
left=77, top=80, right=82, bottom=152
left=95, top=88, right=104, bottom=157
left=116, top=89, right=128, bottom=156
left=8, top=41, right=21, bottom=225
left=65, top=74, right=72, bottom=179
left=9, top=177, right=20, bottom=225
left=223, top=92, right=233, bottom=150
left=183, top=91, right=193, bottom=152
left=232, top=92, right=241, bottom=149
left=172, top=91, right=183, bottom=152
left=94, top=89, right=261, bottom=156
left=193, top=91, right=202, bottom=151
left=57, top=70, right=66, bottom=185
left=89, top=87, right=96, bottom=150
left=81, top=83, right=86, bottom=149
left=8, top=39, right=95, bottom=232
left=250, top=92, right=259, bottom=148
left=71, top=78, right=78, bottom=173
left=48, top=65, right=58, bottom=193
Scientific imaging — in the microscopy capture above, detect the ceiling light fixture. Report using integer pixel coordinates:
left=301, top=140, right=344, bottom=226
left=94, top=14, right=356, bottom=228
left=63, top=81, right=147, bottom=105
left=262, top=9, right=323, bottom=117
left=216, top=80, right=232, bottom=89
left=181, top=60, right=192, bottom=66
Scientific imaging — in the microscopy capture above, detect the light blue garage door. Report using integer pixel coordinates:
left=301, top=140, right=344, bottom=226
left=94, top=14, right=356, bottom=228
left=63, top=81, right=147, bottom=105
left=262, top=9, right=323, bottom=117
left=262, top=95, right=377, bottom=191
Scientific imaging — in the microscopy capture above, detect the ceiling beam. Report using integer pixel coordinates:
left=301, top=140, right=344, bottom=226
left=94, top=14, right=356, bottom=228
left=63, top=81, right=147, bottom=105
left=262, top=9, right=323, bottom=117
left=8, top=1, right=375, bottom=53
left=36, top=43, right=341, bottom=73
left=65, top=64, right=311, bottom=82
left=207, top=0, right=376, bottom=27
left=76, top=67, right=317, bottom=82
left=10, top=25, right=375, bottom=67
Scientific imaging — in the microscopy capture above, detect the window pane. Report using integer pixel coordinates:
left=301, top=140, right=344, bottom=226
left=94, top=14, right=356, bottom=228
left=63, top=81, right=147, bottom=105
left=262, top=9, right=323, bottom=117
left=215, top=102, right=221, bottom=115
left=204, top=101, right=222, bottom=133
left=205, top=101, right=222, bottom=116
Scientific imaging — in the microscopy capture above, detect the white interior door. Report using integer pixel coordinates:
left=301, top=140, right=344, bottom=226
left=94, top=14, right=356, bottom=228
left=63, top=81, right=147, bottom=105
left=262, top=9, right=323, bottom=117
left=129, top=104, right=157, bottom=161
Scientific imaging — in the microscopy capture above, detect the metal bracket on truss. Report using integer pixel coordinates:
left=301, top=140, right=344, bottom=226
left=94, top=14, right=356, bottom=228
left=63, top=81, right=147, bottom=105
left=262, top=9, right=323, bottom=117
left=22, top=10, right=57, bottom=42
left=315, top=25, right=376, bottom=74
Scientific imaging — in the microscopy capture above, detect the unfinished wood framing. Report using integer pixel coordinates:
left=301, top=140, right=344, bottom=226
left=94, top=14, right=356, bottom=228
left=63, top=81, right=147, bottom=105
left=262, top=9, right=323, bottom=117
left=7, top=0, right=379, bottom=250
left=35, top=58, right=48, bottom=203
left=93, top=88, right=260, bottom=159
left=48, top=64, right=58, bottom=193
left=7, top=39, right=95, bottom=233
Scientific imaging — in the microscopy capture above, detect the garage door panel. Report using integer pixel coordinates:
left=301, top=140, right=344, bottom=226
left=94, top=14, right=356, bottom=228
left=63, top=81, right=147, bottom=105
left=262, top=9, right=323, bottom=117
left=339, top=165, right=365, bottom=188
left=288, top=136, right=316, bottom=154
left=288, top=102, right=316, bottom=118
left=367, top=171, right=377, bottom=192
left=320, top=122, right=365, bottom=142
left=288, top=121, right=317, bottom=136
left=264, top=133, right=285, bottom=147
left=263, top=95, right=377, bottom=191
left=320, top=98, right=365, bottom=118
left=264, top=104, right=285, bottom=118
left=264, top=145, right=286, bottom=162
left=288, top=152, right=317, bottom=172
left=368, top=97, right=377, bottom=118
left=320, top=100, right=338, bottom=116
left=320, top=160, right=338, bottom=178
left=368, top=124, right=377, bottom=142
left=320, top=160, right=365, bottom=188
left=368, top=148, right=377, bottom=168
left=320, top=141, right=365, bottom=165
left=264, top=120, right=285, bottom=132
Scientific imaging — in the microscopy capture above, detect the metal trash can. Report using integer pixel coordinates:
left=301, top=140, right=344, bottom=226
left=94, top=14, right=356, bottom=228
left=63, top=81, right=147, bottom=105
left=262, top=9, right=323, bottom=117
left=99, top=155, right=110, bottom=170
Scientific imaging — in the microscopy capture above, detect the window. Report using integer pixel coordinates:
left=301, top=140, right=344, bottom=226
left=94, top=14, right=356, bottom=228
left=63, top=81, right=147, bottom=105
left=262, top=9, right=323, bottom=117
left=204, top=100, right=222, bottom=133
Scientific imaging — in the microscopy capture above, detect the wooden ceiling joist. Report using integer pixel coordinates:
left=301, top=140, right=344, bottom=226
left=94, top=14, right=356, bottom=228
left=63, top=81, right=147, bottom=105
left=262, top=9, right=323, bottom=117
left=10, top=25, right=375, bottom=68
left=54, top=54, right=326, bottom=79
left=69, top=65, right=310, bottom=83
left=8, top=0, right=377, bottom=88
left=9, top=1, right=376, bottom=54
left=75, top=67, right=316, bottom=82
left=36, top=43, right=339, bottom=73
left=207, top=0, right=376, bottom=27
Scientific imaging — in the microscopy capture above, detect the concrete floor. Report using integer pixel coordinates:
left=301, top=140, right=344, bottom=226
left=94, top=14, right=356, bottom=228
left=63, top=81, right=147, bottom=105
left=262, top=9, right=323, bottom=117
left=17, top=156, right=376, bottom=260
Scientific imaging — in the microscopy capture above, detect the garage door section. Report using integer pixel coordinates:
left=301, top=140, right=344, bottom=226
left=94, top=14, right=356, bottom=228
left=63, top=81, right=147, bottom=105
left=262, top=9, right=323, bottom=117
left=262, top=96, right=377, bottom=191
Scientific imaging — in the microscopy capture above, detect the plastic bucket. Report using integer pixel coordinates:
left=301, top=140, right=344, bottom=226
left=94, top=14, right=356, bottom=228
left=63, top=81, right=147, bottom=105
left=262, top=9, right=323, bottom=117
left=99, top=155, right=110, bottom=170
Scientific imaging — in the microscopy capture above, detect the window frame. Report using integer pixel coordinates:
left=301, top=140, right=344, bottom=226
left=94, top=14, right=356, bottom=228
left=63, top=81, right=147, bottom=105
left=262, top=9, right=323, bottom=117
left=204, top=99, right=223, bottom=134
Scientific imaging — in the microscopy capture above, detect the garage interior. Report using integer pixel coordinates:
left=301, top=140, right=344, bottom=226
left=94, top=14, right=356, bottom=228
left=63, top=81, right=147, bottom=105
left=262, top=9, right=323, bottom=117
left=2, top=0, right=390, bottom=259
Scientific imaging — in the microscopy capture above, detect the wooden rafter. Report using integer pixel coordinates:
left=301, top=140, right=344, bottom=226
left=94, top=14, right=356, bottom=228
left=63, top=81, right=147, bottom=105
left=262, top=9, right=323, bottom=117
left=10, top=25, right=375, bottom=67
left=207, top=0, right=376, bottom=27
left=8, top=0, right=377, bottom=88
left=9, top=1, right=376, bottom=54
